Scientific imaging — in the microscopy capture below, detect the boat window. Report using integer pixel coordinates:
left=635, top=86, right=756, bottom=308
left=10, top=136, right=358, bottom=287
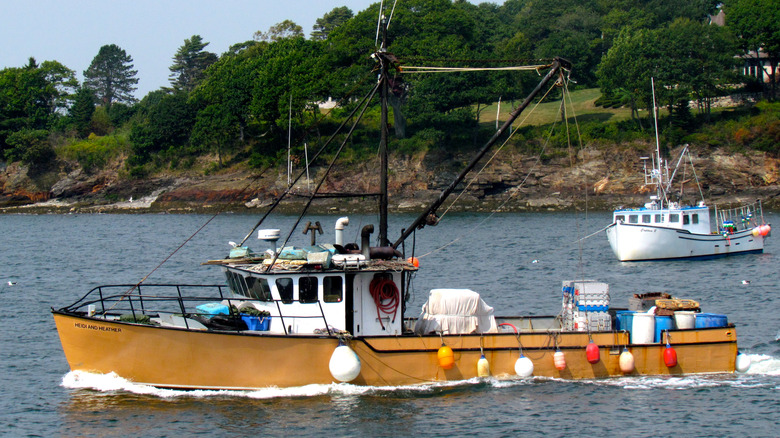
left=226, top=271, right=249, bottom=297
left=615, top=215, right=625, bottom=223
left=244, top=276, right=272, bottom=301
left=629, top=215, right=638, bottom=224
left=276, top=278, right=293, bottom=304
left=669, top=214, right=679, bottom=223
left=642, top=214, right=651, bottom=223
left=692, top=214, right=699, bottom=224
left=683, top=215, right=690, bottom=225
left=654, top=214, right=663, bottom=223
left=323, top=276, right=343, bottom=303
left=299, top=277, right=318, bottom=303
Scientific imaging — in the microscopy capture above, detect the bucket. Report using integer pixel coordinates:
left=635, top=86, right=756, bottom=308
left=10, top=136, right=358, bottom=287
left=695, top=313, right=728, bottom=328
left=616, top=311, right=635, bottom=331
left=674, top=311, right=696, bottom=329
left=654, top=315, right=675, bottom=343
left=631, top=313, right=655, bottom=344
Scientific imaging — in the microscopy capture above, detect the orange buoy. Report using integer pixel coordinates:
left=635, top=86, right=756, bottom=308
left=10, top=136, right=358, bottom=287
left=438, top=345, right=454, bottom=369
left=664, top=343, right=678, bottom=368
left=586, top=341, right=600, bottom=364
left=553, top=350, right=566, bottom=371
left=407, top=257, right=420, bottom=267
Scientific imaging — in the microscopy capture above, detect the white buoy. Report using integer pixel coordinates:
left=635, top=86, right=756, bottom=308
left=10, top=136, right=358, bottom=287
left=735, top=351, right=752, bottom=373
left=329, top=344, right=361, bottom=382
left=477, top=354, right=490, bottom=377
left=514, top=355, right=534, bottom=377
left=619, top=348, right=635, bottom=373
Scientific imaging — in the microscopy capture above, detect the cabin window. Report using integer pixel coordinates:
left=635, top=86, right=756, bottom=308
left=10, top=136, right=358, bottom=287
left=299, top=277, right=318, bottom=303
left=692, top=214, right=699, bottom=224
left=669, top=214, right=679, bottom=223
left=323, top=276, right=343, bottom=303
left=642, top=214, right=651, bottom=223
left=654, top=214, right=663, bottom=223
left=244, top=276, right=272, bottom=301
left=276, top=278, right=294, bottom=304
left=226, top=271, right=249, bottom=297
left=683, top=215, right=690, bottom=225
left=629, top=215, right=638, bottom=224
left=615, top=215, right=625, bottom=223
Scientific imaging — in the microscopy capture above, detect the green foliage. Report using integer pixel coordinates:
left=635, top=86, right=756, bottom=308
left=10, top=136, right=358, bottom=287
left=60, top=133, right=128, bottom=171
left=4, top=129, right=54, bottom=167
left=129, top=91, right=196, bottom=164
left=69, top=86, right=96, bottom=138
left=311, top=6, right=353, bottom=40
left=83, top=44, right=139, bottom=110
left=169, top=35, right=218, bottom=92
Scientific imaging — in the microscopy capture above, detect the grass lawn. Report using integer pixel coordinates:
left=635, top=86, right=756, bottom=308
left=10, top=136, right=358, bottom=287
left=478, top=88, right=635, bottom=127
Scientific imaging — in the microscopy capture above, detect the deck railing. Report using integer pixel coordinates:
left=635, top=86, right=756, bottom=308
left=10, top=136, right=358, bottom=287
left=56, top=283, right=332, bottom=334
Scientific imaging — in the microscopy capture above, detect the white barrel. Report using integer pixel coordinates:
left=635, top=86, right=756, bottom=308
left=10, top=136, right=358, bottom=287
left=631, top=313, right=655, bottom=344
left=674, top=311, right=696, bottom=329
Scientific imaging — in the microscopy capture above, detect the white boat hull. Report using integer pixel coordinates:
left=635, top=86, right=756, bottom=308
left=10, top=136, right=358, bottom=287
left=606, top=222, right=765, bottom=261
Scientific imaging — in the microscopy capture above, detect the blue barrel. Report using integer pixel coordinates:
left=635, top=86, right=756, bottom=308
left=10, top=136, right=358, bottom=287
left=654, top=315, right=675, bottom=343
left=616, top=311, right=635, bottom=331
left=695, top=313, right=728, bottom=328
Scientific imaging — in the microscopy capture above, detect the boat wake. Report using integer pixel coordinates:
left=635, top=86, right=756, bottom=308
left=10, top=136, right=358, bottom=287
left=61, top=353, right=780, bottom=399
left=60, top=371, right=534, bottom=399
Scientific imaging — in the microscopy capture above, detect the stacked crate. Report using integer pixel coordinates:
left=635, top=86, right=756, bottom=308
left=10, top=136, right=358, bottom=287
left=561, top=280, right=611, bottom=331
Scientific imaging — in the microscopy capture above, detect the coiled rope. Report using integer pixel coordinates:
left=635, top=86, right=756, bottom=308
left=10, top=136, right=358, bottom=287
left=369, top=276, right=400, bottom=330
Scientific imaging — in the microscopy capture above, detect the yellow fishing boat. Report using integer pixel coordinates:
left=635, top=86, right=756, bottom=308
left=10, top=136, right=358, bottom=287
left=52, top=24, right=751, bottom=390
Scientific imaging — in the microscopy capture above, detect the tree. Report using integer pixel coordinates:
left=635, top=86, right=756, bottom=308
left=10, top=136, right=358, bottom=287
left=0, top=58, right=76, bottom=155
left=129, top=90, right=197, bottom=164
left=169, top=35, right=218, bottom=93
left=725, top=0, right=780, bottom=99
left=83, top=44, right=139, bottom=112
left=254, top=20, right=303, bottom=42
left=311, top=7, right=353, bottom=40
left=69, top=86, right=96, bottom=138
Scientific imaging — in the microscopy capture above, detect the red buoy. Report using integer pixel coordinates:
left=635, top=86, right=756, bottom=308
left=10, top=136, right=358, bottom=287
left=664, top=344, right=678, bottom=368
left=586, top=341, right=600, bottom=364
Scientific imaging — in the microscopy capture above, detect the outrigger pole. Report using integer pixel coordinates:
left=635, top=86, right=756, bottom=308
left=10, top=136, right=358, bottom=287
left=391, top=57, right=571, bottom=249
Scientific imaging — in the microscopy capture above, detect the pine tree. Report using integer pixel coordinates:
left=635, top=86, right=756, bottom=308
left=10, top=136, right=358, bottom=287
left=169, top=35, right=218, bottom=93
left=69, top=86, right=96, bottom=138
left=83, top=44, right=138, bottom=112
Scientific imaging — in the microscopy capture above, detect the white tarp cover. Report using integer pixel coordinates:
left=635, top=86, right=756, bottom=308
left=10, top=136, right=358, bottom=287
left=414, top=289, right=498, bottom=335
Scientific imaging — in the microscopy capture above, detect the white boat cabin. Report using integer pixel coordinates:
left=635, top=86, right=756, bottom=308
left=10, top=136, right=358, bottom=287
left=222, top=267, right=405, bottom=336
left=612, top=203, right=711, bottom=234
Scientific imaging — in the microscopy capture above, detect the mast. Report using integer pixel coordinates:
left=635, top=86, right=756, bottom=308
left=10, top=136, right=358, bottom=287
left=378, top=16, right=390, bottom=247
left=651, top=77, right=665, bottom=207
left=392, top=57, right=570, bottom=249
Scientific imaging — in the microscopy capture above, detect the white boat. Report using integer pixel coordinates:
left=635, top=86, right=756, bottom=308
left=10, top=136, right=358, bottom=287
left=606, top=80, right=771, bottom=262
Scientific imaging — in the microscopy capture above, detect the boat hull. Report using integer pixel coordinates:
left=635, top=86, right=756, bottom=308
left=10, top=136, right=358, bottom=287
left=606, top=222, right=764, bottom=262
left=53, top=312, right=738, bottom=389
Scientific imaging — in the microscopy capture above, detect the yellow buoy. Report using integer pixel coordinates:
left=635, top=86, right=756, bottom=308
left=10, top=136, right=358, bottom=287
left=438, top=345, right=454, bottom=370
left=477, top=354, right=490, bottom=377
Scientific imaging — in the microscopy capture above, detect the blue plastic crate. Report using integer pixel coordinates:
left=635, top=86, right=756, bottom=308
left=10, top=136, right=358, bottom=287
left=241, top=315, right=270, bottom=331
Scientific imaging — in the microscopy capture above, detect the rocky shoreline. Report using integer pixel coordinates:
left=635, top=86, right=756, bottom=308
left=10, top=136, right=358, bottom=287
left=2, top=144, right=780, bottom=214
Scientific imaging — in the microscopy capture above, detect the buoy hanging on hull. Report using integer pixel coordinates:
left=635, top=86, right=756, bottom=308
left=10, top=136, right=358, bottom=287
left=329, top=343, right=361, bottom=382
left=586, top=341, right=600, bottom=364
left=438, top=345, right=454, bottom=370
left=735, top=351, right=752, bottom=373
left=664, top=343, right=678, bottom=368
left=515, top=355, right=534, bottom=377
left=619, top=348, right=635, bottom=373
left=553, top=350, right=566, bottom=371
left=477, top=354, right=490, bottom=377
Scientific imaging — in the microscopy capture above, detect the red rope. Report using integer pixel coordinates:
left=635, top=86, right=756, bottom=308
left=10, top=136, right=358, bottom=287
left=369, top=277, right=399, bottom=329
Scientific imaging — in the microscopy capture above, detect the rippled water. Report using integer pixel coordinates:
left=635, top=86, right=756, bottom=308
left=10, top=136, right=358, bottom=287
left=1, top=211, right=778, bottom=436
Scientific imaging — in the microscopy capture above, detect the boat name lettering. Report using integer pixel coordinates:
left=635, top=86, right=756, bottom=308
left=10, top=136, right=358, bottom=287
left=75, top=322, right=122, bottom=333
